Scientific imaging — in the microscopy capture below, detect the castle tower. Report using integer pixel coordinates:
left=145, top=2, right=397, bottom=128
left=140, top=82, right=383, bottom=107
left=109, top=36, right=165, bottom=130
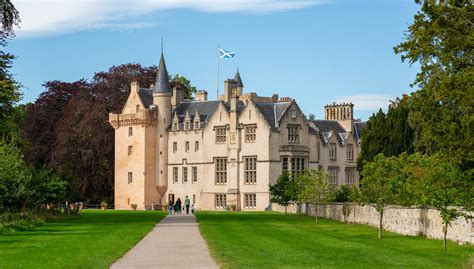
left=324, top=102, right=354, bottom=132
left=153, top=53, right=172, bottom=202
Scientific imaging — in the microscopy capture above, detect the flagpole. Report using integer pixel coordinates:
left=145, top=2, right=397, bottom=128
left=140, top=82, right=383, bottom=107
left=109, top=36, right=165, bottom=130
left=216, top=46, right=220, bottom=100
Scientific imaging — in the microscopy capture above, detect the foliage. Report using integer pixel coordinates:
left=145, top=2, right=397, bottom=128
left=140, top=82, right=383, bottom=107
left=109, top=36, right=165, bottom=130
left=197, top=212, right=473, bottom=269
left=414, top=153, right=473, bottom=254
left=294, top=169, right=331, bottom=222
left=0, top=139, right=32, bottom=212
left=328, top=184, right=358, bottom=203
left=28, top=168, right=67, bottom=208
left=0, top=0, right=20, bottom=44
left=357, top=96, right=414, bottom=172
left=269, top=172, right=297, bottom=214
left=359, top=153, right=401, bottom=239
left=170, top=73, right=197, bottom=100
left=0, top=210, right=166, bottom=268
left=22, top=64, right=157, bottom=202
left=394, top=0, right=474, bottom=171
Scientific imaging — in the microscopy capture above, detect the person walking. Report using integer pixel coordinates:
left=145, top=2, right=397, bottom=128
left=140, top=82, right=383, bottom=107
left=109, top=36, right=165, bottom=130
left=168, top=199, right=174, bottom=214
left=191, top=204, right=195, bottom=214
left=175, top=198, right=182, bottom=214
left=185, top=196, right=191, bottom=214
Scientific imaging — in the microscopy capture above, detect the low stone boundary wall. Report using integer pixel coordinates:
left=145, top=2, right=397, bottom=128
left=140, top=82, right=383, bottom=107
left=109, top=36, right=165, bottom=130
left=272, top=203, right=473, bottom=245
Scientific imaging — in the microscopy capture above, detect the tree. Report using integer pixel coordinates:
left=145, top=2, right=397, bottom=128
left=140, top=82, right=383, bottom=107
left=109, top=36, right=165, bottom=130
left=394, top=0, right=474, bottom=171
left=170, top=74, right=197, bottom=100
left=294, top=169, right=331, bottom=222
left=357, top=97, right=414, bottom=172
left=0, top=139, right=31, bottom=212
left=28, top=168, right=67, bottom=209
left=415, top=153, right=473, bottom=254
left=359, top=154, right=400, bottom=239
left=308, top=113, right=316, bottom=121
left=269, top=172, right=297, bottom=214
left=0, top=0, right=20, bottom=44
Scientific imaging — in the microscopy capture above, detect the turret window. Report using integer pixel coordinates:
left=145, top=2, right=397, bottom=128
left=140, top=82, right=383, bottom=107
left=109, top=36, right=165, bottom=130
left=128, top=146, right=133, bottom=156
left=128, top=127, right=133, bottom=137
left=173, top=142, right=177, bottom=153
left=128, top=172, right=133, bottom=184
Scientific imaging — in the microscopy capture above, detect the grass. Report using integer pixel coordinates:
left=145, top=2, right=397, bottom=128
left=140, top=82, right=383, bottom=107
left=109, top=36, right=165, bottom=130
left=0, top=209, right=166, bottom=269
left=196, top=211, right=473, bottom=269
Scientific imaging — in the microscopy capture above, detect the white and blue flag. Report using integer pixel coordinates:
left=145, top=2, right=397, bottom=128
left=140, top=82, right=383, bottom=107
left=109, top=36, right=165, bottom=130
left=219, top=48, right=235, bottom=59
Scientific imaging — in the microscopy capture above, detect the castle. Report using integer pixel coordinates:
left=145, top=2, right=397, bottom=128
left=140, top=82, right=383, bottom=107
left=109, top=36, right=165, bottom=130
left=109, top=53, right=365, bottom=210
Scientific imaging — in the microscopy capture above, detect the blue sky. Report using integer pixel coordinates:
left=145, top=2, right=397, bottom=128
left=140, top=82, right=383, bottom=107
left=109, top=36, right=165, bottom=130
left=9, top=0, right=420, bottom=120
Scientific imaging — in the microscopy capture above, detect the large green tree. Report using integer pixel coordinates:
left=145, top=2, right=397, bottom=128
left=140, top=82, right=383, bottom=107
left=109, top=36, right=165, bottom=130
left=269, top=172, right=297, bottom=214
left=394, top=0, right=473, bottom=170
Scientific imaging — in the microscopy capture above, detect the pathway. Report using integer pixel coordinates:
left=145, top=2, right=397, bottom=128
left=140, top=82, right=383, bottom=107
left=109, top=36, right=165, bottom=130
left=110, top=214, right=218, bottom=269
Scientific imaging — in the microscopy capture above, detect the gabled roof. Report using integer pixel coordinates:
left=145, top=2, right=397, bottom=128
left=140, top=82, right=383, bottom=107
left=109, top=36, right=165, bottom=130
left=312, top=120, right=346, bottom=133
left=138, top=88, right=153, bottom=108
left=254, top=102, right=292, bottom=131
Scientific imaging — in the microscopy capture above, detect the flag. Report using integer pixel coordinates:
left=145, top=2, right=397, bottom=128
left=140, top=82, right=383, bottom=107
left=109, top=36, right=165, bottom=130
left=219, top=48, right=235, bottom=59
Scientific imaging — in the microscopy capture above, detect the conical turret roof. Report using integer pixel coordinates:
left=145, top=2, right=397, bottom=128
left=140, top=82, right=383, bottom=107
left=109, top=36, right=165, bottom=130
left=234, top=69, right=243, bottom=88
left=154, top=53, right=171, bottom=93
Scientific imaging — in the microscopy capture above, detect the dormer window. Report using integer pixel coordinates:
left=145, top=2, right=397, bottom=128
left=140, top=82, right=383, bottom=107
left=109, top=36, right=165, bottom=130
left=173, top=122, right=179, bottom=131
left=184, top=121, right=190, bottom=130
left=195, top=120, right=200, bottom=129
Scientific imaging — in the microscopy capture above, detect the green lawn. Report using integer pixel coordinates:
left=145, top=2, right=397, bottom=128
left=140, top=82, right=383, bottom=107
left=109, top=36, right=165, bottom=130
left=0, top=210, right=166, bottom=269
left=196, top=212, right=473, bottom=269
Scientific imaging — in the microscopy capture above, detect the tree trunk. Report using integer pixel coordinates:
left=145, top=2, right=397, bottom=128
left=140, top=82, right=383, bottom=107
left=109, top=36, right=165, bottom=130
left=315, top=204, right=318, bottom=223
left=378, top=210, right=384, bottom=239
left=443, top=223, right=448, bottom=255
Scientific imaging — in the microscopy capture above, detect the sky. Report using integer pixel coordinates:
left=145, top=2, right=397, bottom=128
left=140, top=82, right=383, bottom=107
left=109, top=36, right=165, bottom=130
left=8, top=0, right=420, bottom=120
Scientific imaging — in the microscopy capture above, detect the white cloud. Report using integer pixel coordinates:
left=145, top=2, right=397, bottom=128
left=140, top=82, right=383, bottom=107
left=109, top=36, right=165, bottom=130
left=13, top=0, right=328, bottom=37
left=334, top=94, right=399, bottom=111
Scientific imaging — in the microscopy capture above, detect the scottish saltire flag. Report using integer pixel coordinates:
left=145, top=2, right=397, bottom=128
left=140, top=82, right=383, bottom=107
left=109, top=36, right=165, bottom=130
left=219, top=48, right=235, bottom=59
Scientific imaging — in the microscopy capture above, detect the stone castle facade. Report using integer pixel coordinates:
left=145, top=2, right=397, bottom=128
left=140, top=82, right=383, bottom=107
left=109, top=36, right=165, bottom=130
left=109, top=53, right=366, bottom=211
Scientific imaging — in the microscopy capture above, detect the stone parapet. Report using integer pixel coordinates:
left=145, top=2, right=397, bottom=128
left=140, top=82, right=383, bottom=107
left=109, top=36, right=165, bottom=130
left=109, top=109, right=157, bottom=129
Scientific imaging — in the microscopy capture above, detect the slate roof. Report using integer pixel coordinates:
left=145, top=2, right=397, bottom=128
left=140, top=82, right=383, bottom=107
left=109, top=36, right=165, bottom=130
left=354, top=121, right=366, bottom=142
left=234, top=70, right=243, bottom=87
left=255, top=102, right=292, bottom=131
left=138, top=88, right=154, bottom=108
left=154, top=53, right=171, bottom=93
left=173, top=100, right=222, bottom=128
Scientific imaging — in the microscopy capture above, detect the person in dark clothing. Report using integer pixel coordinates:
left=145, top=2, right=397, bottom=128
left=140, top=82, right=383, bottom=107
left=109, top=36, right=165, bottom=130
left=168, top=200, right=174, bottom=214
left=175, top=198, right=182, bottom=214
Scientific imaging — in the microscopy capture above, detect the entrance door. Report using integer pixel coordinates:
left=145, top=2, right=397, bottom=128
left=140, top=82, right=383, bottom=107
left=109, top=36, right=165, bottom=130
left=168, top=193, right=175, bottom=205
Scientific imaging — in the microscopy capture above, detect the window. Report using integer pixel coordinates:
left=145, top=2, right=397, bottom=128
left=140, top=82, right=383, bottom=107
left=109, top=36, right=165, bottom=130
left=215, top=194, right=226, bottom=208
left=173, top=142, right=177, bottom=153
left=282, top=157, right=289, bottom=172
left=245, top=125, right=256, bottom=143
left=192, top=167, right=198, bottom=183
left=128, top=172, right=133, bottom=184
left=136, top=105, right=140, bottom=113
left=329, top=143, right=337, bottom=160
left=193, top=194, right=196, bottom=204
left=185, top=141, right=190, bottom=152
left=184, top=121, right=190, bottom=130
left=128, top=127, right=133, bottom=137
left=173, top=122, right=178, bottom=131
left=346, top=168, right=355, bottom=185
left=195, top=120, right=200, bottom=129
left=182, top=167, right=188, bottom=183
left=244, top=193, right=256, bottom=208
left=244, top=157, right=257, bottom=184
left=347, top=144, right=354, bottom=160
left=173, top=167, right=178, bottom=183
left=195, top=141, right=199, bottom=151
left=215, top=158, right=227, bottom=184
left=328, top=167, right=338, bottom=185
left=215, top=127, right=227, bottom=144
left=288, top=125, right=299, bottom=143
left=291, top=157, right=306, bottom=175
left=128, top=145, right=133, bottom=156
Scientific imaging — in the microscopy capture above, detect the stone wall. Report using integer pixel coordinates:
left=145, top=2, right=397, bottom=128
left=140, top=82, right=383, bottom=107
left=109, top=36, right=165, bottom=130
left=272, top=203, right=473, bottom=245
